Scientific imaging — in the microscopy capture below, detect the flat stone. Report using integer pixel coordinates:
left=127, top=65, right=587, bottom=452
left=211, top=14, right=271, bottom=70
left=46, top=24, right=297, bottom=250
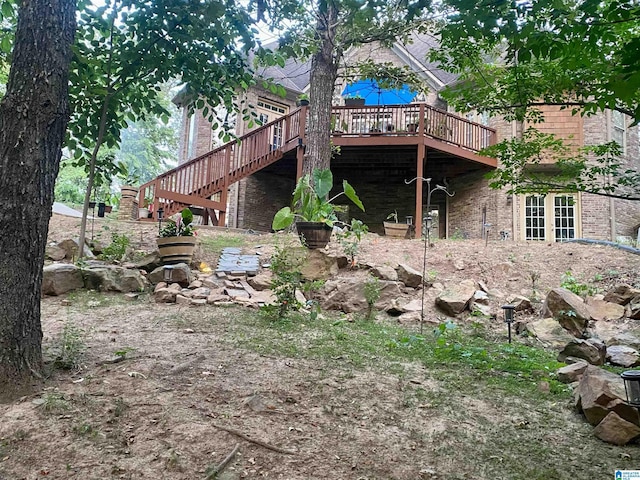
left=190, top=298, right=207, bottom=307
left=42, top=264, right=84, bottom=296
left=207, top=293, right=229, bottom=304
left=542, top=288, right=591, bottom=337
left=593, top=412, right=640, bottom=445
left=586, top=297, right=626, bottom=321
left=190, top=287, right=211, bottom=300
left=154, top=288, right=177, bottom=303
left=606, top=345, right=640, bottom=367
left=435, top=279, right=476, bottom=315
left=370, top=264, right=398, bottom=282
left=557, top=361, right=588, bottom=384
left=396, top=263, right=423, bottom=288
left=558, top=338, right=606, bottom=366
left=175, top=294, right=191, bottom=305
left=603, top=284, right=640, bottom=306
left=225, top=288, right=250, bottom=299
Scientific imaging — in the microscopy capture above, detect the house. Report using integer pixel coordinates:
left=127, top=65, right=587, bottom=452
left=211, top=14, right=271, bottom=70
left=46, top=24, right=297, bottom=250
left=141, top=34, right=640, bottom=244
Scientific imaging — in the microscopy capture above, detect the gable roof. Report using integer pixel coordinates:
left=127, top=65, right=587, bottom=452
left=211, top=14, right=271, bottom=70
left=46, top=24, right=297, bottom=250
left=394, top=33, right=458, bottom=89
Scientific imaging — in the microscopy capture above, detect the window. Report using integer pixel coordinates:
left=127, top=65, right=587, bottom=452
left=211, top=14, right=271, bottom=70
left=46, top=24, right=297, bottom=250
left=525, top=195, right=545, bottom=240
left=522, top=194, right=579, bottom=241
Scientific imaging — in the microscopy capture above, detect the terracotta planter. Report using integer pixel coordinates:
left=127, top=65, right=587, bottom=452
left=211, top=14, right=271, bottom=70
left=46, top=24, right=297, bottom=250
left=384, top=221, right=412, bottom=239
left=157, top=236, right=197, bottom=265
left=295, top=222, right=332, bottom=249
left=121, top=185, right=138, bottom=199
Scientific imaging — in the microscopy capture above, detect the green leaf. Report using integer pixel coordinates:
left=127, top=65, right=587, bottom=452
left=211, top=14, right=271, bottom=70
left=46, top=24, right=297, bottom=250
left=313, top=169, right=333, bottom=198
left=181, top=208, right=193, bottom=227
left=343, top=180, right=365, bottom=212
left=272, top=207, right=294, bottom=230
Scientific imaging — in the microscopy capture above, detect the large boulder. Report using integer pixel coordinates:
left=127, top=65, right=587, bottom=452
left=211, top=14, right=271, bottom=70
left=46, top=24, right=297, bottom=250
left=370, top=264, right=398, bottom=282
left=542, top=288, right=591, bottom=337
left=148, top=263, right=192, bottom=286
left=396, top=263, right=422, bottom=288
left=42, top=264, right=84, bottom=296
left=321, top=277, right=402, bottom=313
left=593, top=412, right=640, bottom=445
left=606, top=345, right=640, bottom=367
left=558, top=338, right=606, bottom=365
left=586, top=297, right=625, bottom=321
left=576, top=366, right=636, bottom=426
left=133, top=251, right=163, bottom=272
left=525, top=318, right=575, bottom=348
left=56, top=238, right=95, bottom=260
left=300, top=250, right=338, bottom=281
left=435, top=279, right=477, bottom=316
left=45, top=244, right=66, bottom=261
left=603, top=284, right=640, bottom=305
left=82, top=265, right=147, bottom=293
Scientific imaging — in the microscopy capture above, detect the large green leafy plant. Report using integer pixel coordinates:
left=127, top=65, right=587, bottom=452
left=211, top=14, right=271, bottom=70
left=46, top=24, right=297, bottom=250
left=272, top=169, right=364, bottom=230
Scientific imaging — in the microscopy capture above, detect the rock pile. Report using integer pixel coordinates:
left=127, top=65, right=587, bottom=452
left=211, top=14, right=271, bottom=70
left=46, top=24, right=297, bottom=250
left=558, top=364, right=640, bottom=445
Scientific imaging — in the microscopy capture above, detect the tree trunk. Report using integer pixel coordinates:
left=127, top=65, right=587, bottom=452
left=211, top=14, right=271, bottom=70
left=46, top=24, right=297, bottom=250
left=0, top=0, right=76, bottom=398
left=303, top=1, right=339, bottom=177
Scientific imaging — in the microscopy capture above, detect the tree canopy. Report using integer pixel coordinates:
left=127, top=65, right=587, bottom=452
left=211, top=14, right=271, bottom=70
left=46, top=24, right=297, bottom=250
left=431, top=0, right=640, bottom=200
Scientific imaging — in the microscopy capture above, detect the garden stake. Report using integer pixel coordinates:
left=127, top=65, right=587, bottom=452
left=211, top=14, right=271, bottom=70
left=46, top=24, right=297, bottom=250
left=404, top=177, right=454, bottom=334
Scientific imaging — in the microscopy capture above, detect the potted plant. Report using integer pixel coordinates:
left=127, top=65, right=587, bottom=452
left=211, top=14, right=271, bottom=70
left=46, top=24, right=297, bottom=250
left=138, top=195, right=153, bottom=219
left=272, top=169, right=365, bottom=249
left=296, top=93, right=310, bottom=106
left=344, top=94, right=365, bottom=107
left=157, top=208, right=198, bottom=264
left=383, top=210, right=413, bottom=238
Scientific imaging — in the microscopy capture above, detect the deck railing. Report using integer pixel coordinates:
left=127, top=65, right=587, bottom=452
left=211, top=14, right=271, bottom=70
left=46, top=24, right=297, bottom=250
left=138, top=103, right=496, bottom=218
left=331, top=103, right=496, bottom=152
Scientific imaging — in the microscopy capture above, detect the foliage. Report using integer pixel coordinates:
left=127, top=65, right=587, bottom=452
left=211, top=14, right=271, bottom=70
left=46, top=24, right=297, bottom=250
left=262, top=246, right=323, bottom=320
left=484, top=128, right=640, bottom=201
left=336, top=218, right=368, bottom=265
left=433, top=0, right=640, bottom=201
left=159, top=209, right=195, bottom=237
left=53, top=322, right=86, bottom=370
left=560, top=271, right=596, bottom=298
left=272, top=169, right=365, bottom=230
left=386, top=210, right=399, bottom=223
left=99, top=233, right=131, bottom=263
left=363, top=275, right=381, bottom=320
left=434, top=0, right=640, bottom=122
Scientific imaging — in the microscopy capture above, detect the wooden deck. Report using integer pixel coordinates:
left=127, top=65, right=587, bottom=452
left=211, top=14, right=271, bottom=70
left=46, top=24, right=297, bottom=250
left=138, top=104, right=497, bottom=225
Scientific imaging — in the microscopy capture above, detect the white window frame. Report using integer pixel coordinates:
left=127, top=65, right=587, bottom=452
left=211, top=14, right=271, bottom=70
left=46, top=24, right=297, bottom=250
left=521, top=193, right=581, bottom=242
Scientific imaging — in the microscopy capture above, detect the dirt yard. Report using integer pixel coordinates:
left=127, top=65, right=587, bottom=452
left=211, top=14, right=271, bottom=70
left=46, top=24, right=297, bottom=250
left=1, top=213, right=640, bottom=480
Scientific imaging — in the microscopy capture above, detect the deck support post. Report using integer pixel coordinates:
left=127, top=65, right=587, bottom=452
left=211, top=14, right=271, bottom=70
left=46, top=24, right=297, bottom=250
left=415, top=142, right=425, bottom=238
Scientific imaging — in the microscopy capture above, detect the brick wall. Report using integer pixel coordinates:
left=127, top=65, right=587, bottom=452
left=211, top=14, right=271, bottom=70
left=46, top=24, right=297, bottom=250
left=236, top=171, right=295, bottom=231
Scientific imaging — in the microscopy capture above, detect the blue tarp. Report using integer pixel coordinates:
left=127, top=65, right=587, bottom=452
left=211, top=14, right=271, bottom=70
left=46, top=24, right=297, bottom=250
left=342, top=79, right=417, bottom=105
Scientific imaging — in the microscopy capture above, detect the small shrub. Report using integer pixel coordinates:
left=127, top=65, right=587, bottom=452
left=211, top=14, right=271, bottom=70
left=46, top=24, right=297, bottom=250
left=560, top=271, right=596, bottom=298
left=54, top=321, right=86, bottom=370
left=363, top=275, right=381, bottom=320
left=336, top=219, right=368, bottom=266
left=263, top=246, right=323, bottom=320
left=99, top=233, right=130, bottom=262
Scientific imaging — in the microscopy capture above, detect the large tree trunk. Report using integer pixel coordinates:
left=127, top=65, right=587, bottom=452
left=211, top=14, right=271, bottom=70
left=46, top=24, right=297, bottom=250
left=0, top=0, right=76, bottom=398
left=303, top=1, right=339, bottom=177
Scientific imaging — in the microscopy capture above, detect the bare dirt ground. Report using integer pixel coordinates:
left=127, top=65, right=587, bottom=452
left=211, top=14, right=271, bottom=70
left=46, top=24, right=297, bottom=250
left=1, top=213, right=640, bottom=480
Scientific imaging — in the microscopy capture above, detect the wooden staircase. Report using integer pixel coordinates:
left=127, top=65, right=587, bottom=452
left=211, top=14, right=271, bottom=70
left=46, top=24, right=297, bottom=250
left=138, top=107, right=306, bottom=224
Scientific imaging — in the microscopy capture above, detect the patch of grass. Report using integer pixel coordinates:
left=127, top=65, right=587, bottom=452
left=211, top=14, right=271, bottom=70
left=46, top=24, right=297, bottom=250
left=199, top=234, right=249, bottom=254
left=230, top=312, right=567, bottom=400
left=40, top=392, right=70, bottom=413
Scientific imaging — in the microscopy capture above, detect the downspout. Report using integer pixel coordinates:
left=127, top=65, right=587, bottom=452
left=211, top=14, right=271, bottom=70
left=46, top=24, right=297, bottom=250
left=511, top=120, right=518, bottom=241
left=606, top=110, right=616, bottom=241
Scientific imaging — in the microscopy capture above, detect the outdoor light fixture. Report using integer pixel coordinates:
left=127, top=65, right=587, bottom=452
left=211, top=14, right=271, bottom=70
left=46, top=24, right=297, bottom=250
left=157, top=207, right=164, bottom=236
left=406, top=216, right=413, bottom=225
left=501, top=304, right=516, bottom=343
left=163, top=265, right=174, bottom=283
left=425, top=214, right=433, bottom=231
left=621, top=371, right=640, bottom=407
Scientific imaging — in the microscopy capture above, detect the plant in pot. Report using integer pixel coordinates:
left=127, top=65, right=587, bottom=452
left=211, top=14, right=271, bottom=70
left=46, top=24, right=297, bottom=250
left=272, top=169, right=365, bottom=249
left=157, top=208, right=197, bottom=265
left=344, top=93, right=365, bottom=107
left=383, top=210, right=413, bottom=238
left=296, top=93, right=310, bottom=106
left=139, top=195, right=153, bottom=219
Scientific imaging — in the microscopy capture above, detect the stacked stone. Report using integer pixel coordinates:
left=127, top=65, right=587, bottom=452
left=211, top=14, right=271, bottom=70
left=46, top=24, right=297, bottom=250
left=119, top=186, right=139, bottom=220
